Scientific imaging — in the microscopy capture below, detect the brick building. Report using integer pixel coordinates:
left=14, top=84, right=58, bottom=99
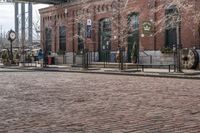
left=39, top=0, right=200, bottom=64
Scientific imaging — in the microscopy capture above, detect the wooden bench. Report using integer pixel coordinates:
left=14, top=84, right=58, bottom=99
left=136, top=64, right=175, bottom=72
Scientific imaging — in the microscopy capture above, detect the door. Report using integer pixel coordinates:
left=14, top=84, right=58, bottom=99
left=127, top=13, right=139, bottom=63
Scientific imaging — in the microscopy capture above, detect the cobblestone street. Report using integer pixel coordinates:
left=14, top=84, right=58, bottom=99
left=0, top=71, right=200, bottom=133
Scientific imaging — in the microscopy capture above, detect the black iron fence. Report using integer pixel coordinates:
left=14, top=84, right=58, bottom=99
left=81, top=49, right=126, bottom=70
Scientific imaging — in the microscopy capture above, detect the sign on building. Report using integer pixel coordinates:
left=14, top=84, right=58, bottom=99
left=86, top=19, right=92, bottom=38
left=142, top=21, right=153, bottom=36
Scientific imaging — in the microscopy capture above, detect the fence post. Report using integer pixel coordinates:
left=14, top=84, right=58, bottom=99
left=150, top=55, right=152, bottom=65
left=120, top=48, right=123, bottom=70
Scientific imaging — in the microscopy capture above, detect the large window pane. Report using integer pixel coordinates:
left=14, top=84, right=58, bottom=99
left=165, top=5, right=178, bottom=48
left=59, top=26, right=66, bottom=52
left=45, top=28, right=52, bottom=52
left=78, top=23, right=84, bottom=54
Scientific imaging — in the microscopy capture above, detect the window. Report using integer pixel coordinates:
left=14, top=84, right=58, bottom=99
left=165, top=5, right=178, bottom=29
left=59, top=26, right=66, bottom=52
left=78, top=23, right=84, bottom=53
left=99, top=18, right=112, bottom=62
left=165, top=5, right=178, bottom=48
left=45, top=28, right=52, bottom=52
left=128, top=12, right=139, bottom=34
left=99, top=18, right=111, bottom=51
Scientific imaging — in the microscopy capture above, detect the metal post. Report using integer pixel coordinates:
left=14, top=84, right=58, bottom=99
left=117, top=0, right=121, bottom=47
left=21, top=3, right=25, bottom=65
left=72, top=11, right=75, bottom=64
left=0, top=25, right=2, bottom=47
left=10, top=41, right=13, bottom=64
left=150, top=55, right=152, bottom=64
left=93, top=7, right=96, bottom=62
left=121, top=49, right=124, bottom=70
left=15, top=2, right=19, bottom=46
left=104, top=52, right=106, bottom=68
left=28, top=3, right=33, bottom=46
left=120, top=48, right=123, bottom=70
left=153, top=0, right=157, bottom=51
left=86, top=52, right=89, bottom=68
left=176, top=11, right=182, bottom=73
left=173, top=44, right=177, bottom=72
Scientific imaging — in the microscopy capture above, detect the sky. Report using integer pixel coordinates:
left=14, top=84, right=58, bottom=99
left=0, top=3, right=48, bottom=40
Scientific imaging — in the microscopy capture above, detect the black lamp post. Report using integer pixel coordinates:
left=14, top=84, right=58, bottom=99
left=176, top=8, right=182, bottom=73
left=7, top=29, right=16, bottom=64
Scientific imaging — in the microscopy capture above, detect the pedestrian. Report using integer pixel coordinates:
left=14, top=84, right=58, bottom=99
left=37, top=49, right=44, bottom=67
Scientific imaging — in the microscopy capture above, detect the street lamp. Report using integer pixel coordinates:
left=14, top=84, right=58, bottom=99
left=7, top=29, right=16, bottom=64
left=176, top=8, right=182, bottom=73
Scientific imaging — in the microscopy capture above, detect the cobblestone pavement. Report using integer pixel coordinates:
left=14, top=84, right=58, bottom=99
left=0, top=71, right=200, bottom=133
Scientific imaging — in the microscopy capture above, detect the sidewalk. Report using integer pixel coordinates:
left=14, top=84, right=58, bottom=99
left=1, top=63, right=200, bottom=79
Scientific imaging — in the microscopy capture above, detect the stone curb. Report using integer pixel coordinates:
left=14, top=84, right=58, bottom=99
left=40, top=69, right=200, bottom=80
left=1, top=66, right=200, bottom=80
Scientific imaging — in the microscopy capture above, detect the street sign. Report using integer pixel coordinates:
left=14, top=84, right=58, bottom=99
left=87, top=19, right=92, bottom=26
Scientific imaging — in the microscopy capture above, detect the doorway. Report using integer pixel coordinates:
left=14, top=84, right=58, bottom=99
left=99, top=18, right=111, bottom=62
left=127, top=13, right=139, bottom=63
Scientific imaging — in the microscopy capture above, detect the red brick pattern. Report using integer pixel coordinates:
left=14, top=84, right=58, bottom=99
left=39, top=0, right=200, bottom=52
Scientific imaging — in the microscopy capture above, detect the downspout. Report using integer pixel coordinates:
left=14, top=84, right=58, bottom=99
left=153, top=0, right=157, bottom=51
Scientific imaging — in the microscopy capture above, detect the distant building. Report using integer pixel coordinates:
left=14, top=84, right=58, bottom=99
left=39, top=0, right=200, bottom=64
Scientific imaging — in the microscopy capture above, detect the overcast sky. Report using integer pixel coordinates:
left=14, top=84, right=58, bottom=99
left=0, top=3, right=48, bottom=39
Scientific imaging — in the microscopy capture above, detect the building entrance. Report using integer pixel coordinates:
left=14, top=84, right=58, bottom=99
left=127, top=13, right=139, bottom=63
left=99, top=18, right=111, bottom=62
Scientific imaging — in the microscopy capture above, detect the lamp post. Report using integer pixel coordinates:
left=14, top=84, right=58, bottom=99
left=7, top=30, right=16, bottom=64
left=176, top=8, right=182, bottom=73
left=72, top=10, right=75, bottom=65
left=117, top=0, right=124, bottom=70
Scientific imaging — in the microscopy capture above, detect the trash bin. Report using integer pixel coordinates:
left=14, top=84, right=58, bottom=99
left=51, top=57, right=55, bottom=65
left=48, top=57, right=52, bottom=65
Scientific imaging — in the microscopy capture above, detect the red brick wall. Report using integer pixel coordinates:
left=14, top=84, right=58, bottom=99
left=39, top=0, right=200, bottom=53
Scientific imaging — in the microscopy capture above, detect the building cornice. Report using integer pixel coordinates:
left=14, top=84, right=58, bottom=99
left=39, top=0, right=113, bottom=14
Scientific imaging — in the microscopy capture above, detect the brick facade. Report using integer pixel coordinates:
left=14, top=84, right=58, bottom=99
left=39, top=0, right=200, bottom=62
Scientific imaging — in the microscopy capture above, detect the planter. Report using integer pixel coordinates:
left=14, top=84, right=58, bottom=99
left=75, top=55, right=83, bottom=65
left=55, top=55, right=64, bottom=64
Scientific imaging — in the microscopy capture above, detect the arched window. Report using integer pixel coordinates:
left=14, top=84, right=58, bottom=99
left=128, top=12, right=139, bottom=34
left=127, top=13, right=139, bottom=63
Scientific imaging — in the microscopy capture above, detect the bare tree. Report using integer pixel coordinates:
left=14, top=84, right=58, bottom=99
left=40, top=0, right=200, bottom=67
